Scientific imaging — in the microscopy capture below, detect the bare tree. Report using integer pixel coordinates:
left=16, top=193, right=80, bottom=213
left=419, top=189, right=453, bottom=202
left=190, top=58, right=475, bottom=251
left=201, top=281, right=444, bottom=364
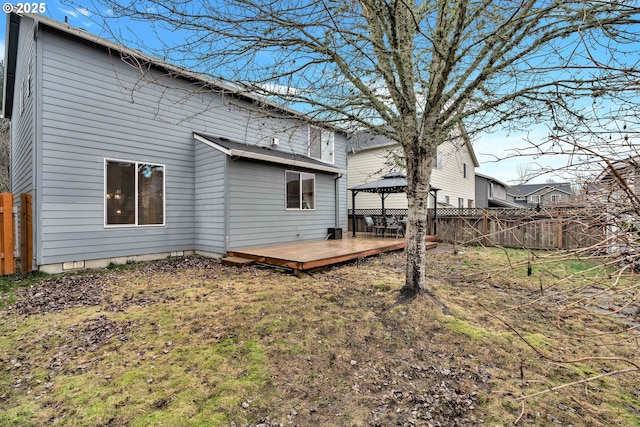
left=81, top=0, right=640, bottom=299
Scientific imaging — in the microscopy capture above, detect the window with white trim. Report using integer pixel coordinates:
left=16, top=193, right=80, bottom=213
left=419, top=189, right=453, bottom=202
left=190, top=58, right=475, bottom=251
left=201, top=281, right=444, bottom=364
left=530, top=195, right=540, bottom=203
left=105, top=159, right=165, bottom=226
left=463, top=163, right=468, bottom=179
left=550, top=194, right=560, bottom=202
left=458, top=197, right=464, bottom=208
left=286, top=171, right=315, bottom=210
left=309, top=126, right=335, bottom=164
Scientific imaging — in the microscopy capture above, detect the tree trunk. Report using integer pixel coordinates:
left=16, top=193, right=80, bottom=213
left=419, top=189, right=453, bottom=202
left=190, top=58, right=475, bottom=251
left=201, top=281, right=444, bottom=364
left=401, top=133, right=451, bottom=313
left=403, top=143, right=433, bottom=294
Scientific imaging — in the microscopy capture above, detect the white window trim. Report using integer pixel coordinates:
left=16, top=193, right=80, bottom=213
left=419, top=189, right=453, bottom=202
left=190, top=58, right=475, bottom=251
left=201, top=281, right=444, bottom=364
left=308, top=126, right=335, bottom=165
left=104, top=158, right=166, bottom=228
left=285, top=170, right=316, bottom=211
left=530, top=195, right=540, bottom=203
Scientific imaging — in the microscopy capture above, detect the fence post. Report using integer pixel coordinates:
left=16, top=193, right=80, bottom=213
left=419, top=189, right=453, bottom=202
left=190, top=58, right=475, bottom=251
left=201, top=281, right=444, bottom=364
left=20, top=193, right=33, bottom=273
left=0, top=193, right=15, bottom=275
left=482, top=209, right=489, bottom=246
left=557, top=208, right=563, bottom=250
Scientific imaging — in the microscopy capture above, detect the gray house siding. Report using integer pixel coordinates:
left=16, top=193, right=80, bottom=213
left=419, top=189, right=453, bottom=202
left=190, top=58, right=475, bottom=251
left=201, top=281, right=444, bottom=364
left=8, top=18, right=35, bottom=196
left=194, top=140, right=227, bottom=254
left=38, top=27, right=196, bottom=265
left=7, top=16, right=348, bottom=270
left=228, top=160, right=340, bottom=248
left=474, top=176, right=489, bottom=208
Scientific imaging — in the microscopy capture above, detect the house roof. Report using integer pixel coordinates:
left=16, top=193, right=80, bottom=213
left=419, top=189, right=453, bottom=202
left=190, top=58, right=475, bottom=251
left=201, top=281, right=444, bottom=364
left=475, top=172, right=509, bottom=188
left=489, top=198, right=522, bottom=208
left=2, top=12, right=343, bottom=134
left=507, top=182, right=572, bottom=197
left=194, top=133, right=346, bottom=174
left=348, top=172, right=408, bottom=194
left=348, top=172, right=441, bottom=194
left=347, top=126, right=480, bottom=168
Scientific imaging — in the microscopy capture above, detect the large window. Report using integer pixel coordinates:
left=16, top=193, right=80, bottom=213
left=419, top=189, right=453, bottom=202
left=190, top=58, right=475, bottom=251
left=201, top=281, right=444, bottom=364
left=309, top=126, right=334, bottom=164
left=286, top=171, right=315, bottom=210
left=105, top=159, right=165, bottom=226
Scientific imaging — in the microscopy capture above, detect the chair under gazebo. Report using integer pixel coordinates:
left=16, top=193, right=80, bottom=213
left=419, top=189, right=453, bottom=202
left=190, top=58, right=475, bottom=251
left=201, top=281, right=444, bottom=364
left=348, top=172, right=439, bottom=237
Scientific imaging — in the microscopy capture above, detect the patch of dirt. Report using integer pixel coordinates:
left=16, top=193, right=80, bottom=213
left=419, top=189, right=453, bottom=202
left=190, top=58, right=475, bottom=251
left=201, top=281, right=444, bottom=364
left=7, top=273, right=110, bottom=315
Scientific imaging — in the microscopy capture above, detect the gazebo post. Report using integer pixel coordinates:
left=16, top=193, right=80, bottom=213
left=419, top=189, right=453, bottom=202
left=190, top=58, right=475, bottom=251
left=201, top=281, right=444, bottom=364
left=351, top=190, right=358, bottom=237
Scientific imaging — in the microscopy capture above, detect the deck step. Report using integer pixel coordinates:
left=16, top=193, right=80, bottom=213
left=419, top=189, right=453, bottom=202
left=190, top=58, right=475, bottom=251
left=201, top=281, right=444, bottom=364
left=222, top=256, right=256, bottom=267
left=426, top=241, right=438, bottom=250
left=426, top=235, right=438, bottom=242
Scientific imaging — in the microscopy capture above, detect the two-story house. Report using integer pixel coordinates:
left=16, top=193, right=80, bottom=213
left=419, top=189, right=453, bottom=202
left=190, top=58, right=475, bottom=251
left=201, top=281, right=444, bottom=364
left=3, top=12, right=348, bottom=273
left=475, top=173, right=521, bottom=208
left=507, top=183, right=573, bottom=207
left=347, top=129, right=479, bottom=211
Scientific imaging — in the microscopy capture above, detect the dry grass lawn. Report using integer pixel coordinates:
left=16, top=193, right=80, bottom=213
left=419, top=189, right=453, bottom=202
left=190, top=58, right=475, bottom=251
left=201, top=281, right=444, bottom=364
left=0, top=246, right=638, bottom=426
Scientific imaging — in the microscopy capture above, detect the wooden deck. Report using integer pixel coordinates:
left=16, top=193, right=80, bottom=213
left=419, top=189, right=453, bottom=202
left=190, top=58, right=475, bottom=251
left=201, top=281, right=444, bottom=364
left=226, top=234, right=437, bottom=274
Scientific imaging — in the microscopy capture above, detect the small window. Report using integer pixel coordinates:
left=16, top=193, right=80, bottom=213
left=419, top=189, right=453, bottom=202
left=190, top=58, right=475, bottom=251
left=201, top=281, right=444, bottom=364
left=105, top=159, right=165, bottom=226
left=444, top=195, right=450, bottom=205
left=515, top=196, right=526, bottom=201
left=286, top=171, right=315, bottom=210
left=489, top=183, right=494, bottom=198
left=463, top=163, right=468, bottom=179
left=530, top=195, right=540, bottom=203
left=550, top=194, right=560, bottom=202
left=435, top=150, right=442, bottom=170
left=468, top=199, right=474, bottom=208
left=309, top=127, right=334, bottom=164
left=458, top=198, right=464, bottom=208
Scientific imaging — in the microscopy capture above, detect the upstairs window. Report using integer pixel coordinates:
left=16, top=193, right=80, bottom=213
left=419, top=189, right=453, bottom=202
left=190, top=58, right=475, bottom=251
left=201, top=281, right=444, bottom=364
left=463, top=163, right=468, bottom=179
left=434, top=150, right=442, bottom=170
left=309, top=127, right=334, bottom=164
left=458, top=197, right=464, bottom=208
left=286, top=171, right=315, bottom=210
left=530, top=195, right=540, bottom=204
left=105, top=160, right=165, bottom=226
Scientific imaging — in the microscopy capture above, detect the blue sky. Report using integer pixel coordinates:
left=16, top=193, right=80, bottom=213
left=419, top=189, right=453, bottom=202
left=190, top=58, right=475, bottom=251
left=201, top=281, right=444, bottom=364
left=0, top=1, right=574, bottom=185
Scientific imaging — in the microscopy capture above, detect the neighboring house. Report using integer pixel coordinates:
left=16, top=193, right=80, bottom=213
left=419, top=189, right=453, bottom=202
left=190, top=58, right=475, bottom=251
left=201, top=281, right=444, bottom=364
left=347, top=129, right=479, bottom=210
left=475, top=173, right=521, bottom=208
left=507, top=182, right=573, bottom=207
left=3, top=13, right=348, bottom=273
left=589, top=158, right=640, bottom=203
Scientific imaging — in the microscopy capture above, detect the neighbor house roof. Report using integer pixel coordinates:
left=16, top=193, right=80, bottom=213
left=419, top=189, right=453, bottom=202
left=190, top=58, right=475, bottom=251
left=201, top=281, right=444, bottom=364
left=194, top=133, right=346, bottom=174
left=507, top=182, right=572, bottom=197
left=475, top=172, right=509, bottom=188
left=2, top=12, right=344, bottom=135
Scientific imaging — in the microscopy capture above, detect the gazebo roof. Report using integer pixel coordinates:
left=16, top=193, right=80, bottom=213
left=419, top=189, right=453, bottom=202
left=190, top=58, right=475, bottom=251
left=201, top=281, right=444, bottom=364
left=348, top=172, right=407, bottom=194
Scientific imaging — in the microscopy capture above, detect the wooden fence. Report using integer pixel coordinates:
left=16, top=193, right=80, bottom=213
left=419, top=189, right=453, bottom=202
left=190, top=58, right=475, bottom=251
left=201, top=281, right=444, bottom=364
left=0, top=193, right=33, bottom=275
left=349, top=206, right=607, bottom=250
